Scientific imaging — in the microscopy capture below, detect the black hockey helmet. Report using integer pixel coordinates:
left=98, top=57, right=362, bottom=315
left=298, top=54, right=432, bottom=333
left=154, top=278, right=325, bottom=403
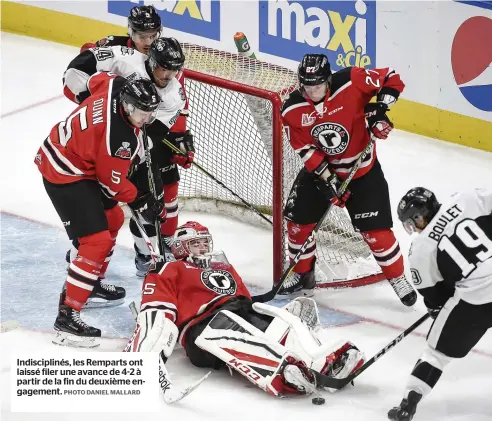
left=148, top=37, right=185, bottom=71
left=397, top=187, right=441, bottom=234
left=128, top=5, right=161, bottom=33
left=120, top=78, right=160, bottom=114
left=298, top=54, right=332, bottom=87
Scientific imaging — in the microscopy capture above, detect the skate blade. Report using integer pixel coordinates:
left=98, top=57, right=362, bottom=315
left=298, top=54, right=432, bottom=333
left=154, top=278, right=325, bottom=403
left=52, top=330, right=100, bottom=348
left=84, top=297, right=124, bottom=308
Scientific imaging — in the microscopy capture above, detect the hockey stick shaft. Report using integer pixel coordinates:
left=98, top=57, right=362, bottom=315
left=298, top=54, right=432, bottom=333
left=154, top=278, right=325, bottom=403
left=142, top=127, right=164, bottom=258
left=252, top=138, right=375, bottom=303
left=128, top=208, right=163, bottom=263
left=313, top=313, right=431, bottom=389
left=163, top=138, right=273, bottom=226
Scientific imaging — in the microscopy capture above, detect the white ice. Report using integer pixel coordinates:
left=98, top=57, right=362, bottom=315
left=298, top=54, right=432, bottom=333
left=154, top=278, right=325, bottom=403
left=1, top=33, right=491, bottom=421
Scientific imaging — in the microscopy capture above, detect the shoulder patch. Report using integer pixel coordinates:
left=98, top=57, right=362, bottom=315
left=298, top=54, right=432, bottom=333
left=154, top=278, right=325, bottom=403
left=120, top=46, right=134, bottom=56
left=114, top=142, right=133, bottom=159
left=96, top=36, right=115, bottom=47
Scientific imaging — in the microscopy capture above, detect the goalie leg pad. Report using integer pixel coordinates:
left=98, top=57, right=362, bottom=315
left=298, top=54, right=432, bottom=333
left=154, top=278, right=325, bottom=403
left=318, top=342, right=365, bottom=392
left=284, top=297, right=321, bottom=330
left=254, top=302, right=322, bottom=362
left=124, top=310, right=178, bottom=356
left=254, top=302, right=366, bottom=390
left=195, top=310, right=309, bottom=397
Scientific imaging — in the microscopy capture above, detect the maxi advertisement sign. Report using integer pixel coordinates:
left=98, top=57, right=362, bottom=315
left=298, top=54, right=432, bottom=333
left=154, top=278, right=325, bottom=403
left=259, top=0, right=376, bottom=70
left=108, top=0, right=221, bottom=41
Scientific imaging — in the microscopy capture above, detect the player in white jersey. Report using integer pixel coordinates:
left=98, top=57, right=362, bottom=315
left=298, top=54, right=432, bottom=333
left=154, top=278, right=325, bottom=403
left=388, top=187, right=492, bottom=421
left=64, top=38, right=185, bottom=139
left=64, top=38, right=194, bottom=269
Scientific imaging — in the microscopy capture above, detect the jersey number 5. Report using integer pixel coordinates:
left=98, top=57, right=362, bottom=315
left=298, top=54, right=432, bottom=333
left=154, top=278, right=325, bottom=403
left=438, top=219, right=492, bottom=278
left=58, top=106, right=88, bottom=146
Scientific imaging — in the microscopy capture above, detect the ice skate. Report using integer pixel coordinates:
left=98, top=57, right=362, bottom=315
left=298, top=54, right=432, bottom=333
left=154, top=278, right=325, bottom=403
left=53, top=294, right=101, bottom=348
left=85, top=280, right=126, bottom=308
left=388, top=275, right=417, bottom=306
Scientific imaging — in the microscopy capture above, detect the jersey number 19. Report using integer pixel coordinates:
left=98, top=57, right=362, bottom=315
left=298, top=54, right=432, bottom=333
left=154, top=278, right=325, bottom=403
left=437, top=218, right=492, bottom=279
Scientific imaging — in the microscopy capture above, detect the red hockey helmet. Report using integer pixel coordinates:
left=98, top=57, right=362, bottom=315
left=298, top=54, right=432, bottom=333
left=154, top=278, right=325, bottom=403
left=171, top=221, right=213, bottom=261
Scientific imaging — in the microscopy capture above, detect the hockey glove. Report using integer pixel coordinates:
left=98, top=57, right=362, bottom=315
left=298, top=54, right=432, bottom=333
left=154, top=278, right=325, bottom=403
left=317, top=173, right=351, bottom=208
left=364, top=102, right=394, bottom=140
left=424, top=299, right=441, bottom=319
left=170, top=130, right=195, bottom=169
left=129, top=191, right=166, bottom=224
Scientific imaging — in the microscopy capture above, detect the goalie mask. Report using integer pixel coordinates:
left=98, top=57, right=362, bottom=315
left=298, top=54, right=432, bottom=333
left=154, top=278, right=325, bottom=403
left=172, top=221, right=213, bottom=268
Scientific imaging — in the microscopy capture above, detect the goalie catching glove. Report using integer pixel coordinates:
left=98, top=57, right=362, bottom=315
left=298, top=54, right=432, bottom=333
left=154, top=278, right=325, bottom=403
left=129, top=191, right=166, bottom=224
left=170, top=130, right=195, bottom=169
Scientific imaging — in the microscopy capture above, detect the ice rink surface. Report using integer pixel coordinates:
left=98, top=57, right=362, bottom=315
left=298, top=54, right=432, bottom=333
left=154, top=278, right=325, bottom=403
left=1, top=33, right=491, bottom=421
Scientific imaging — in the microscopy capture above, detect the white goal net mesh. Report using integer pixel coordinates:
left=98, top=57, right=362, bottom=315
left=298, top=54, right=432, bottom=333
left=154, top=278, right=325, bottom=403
left=178, top=43, right=382, bottom=286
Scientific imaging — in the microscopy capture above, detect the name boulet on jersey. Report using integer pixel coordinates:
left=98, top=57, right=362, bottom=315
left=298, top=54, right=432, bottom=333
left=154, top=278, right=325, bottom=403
left=428, top=204, right=463, bottom=242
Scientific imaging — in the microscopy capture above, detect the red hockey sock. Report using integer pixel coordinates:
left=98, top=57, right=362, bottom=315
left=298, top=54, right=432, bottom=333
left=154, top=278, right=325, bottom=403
left=99, top=205, right=124, bottom=276
left=65, top=230, right=113, bottom=311
left=161, top=182, right=179, bottom=237
left=361, top=229, right=404, bottom=279
left=287, top=221, right=316, bottom=273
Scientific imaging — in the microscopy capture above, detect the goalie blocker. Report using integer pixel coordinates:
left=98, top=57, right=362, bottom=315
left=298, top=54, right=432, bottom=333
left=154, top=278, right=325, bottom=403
left=124, top=221, right=365, bottom=398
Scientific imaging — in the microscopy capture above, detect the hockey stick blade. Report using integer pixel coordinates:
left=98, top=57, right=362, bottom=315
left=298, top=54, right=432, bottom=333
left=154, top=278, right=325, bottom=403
left=163, top=371, right=211, bottom=404
left=159, top=351, right=210, bottom=404
left=310, top=313, right=431, bottom=390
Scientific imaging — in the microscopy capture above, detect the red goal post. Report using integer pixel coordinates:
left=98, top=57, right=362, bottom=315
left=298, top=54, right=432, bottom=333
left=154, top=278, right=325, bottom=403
left=178, top=43, right=385, bottom=288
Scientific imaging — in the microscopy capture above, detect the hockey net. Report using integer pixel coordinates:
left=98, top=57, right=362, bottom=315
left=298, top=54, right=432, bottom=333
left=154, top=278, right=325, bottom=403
left=178, top=43, right=384, bottom=288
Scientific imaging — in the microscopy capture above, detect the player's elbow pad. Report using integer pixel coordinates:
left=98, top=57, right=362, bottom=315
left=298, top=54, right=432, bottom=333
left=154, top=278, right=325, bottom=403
left=126, top=310, right=178, bottom=356
left=63, top=68, right=91, bottom=103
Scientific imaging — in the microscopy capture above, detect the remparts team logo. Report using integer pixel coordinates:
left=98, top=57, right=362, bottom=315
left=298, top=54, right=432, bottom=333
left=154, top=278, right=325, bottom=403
left=108, top=1, right=220, bottom=41
left=259, top=0, right=376, bottom=70
left=451, top=16, right=492, bottom=112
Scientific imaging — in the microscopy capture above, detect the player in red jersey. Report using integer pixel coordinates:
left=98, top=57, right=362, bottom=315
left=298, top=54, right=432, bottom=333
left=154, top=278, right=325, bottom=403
left=77, top=6, right=191, bottom=274
left=280, top=54, right=416, bottom=306
left=125, top=221, right=366, bottom=399
left=35, top=73, right=165, bottom=347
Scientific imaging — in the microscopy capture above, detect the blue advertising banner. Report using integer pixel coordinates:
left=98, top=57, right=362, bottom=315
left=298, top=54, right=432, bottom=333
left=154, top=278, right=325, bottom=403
left=108, top=0, right=221, bottom=41
left=259, top=0, right=376, bottom=70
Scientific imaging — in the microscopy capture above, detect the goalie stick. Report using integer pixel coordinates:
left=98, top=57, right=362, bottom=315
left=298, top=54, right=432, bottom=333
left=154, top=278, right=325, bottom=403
left=162, top=138, right=273, bottom=226
left=252, top=138, right=376, bottom=303
left=310, top=313, right=431, bottom=390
